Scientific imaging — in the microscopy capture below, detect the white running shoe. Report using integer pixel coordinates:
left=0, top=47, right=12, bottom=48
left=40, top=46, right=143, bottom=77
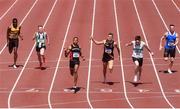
left=168, top=69, right=173, bottom=74
left=133, top=75, right=138, bottom=82
left=13, top=64, right=17, bottom=69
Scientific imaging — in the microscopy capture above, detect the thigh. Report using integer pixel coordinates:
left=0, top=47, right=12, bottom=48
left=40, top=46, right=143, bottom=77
left=40, top=48, right=45, bottom=55
left=170, top=48, right=176, bottom=58
left=164, top=48, right=170, bottom=58
left=108, top=60, right=114, bottom=69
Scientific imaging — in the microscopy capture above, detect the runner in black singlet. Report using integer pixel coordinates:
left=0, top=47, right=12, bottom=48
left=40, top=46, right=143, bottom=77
left=91, top=33, right=120, bottom=83
left=64, top=37, right=85, bottom=89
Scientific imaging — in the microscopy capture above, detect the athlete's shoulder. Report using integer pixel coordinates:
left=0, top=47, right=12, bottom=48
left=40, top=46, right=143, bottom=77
left=141, top=41, right=146, bottom=45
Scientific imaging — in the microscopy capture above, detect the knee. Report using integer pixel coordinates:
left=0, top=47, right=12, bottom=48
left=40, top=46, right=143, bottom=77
left=134, top=61, right=139, bottom=67
left=164, top=57, right=168, bottom=61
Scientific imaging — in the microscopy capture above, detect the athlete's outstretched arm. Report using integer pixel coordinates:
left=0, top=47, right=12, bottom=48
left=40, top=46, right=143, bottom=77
left=6, top=27, right=11, bottom=45
left=18, top=26, right=23, bottom=40
left=114, top=42, right=120, bottom=57
left=144, top=44, right=154, bottom=56
left=90, top=36, right=105, bottom=45
left=46, top=34, right=50, bottom=45
left=174, top=33, right=179, bottom=46
left=32, top=33, right=37, bottom=41
left=80, top=50, right=85, bottom=61
left=159, top=32, right=167, bottom=50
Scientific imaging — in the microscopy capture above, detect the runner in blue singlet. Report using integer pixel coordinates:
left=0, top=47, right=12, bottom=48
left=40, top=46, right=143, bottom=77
left=159, top=24, right=179, bottom=74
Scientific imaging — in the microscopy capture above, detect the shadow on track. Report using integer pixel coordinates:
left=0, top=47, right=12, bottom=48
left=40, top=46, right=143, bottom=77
left=126, top=81, right=152, bottom=87
left=92, top=81, right=121, bottom=86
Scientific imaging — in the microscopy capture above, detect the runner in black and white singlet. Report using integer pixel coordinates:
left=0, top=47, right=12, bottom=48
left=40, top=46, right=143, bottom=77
left=33, top=25, right=49, bottom=69
left=7, top=18, right=23, bottom=68
left=126, top=35, right=153, bottom=83
left=64, top=37, right=85, bottom=89
left=91, top=33, right=120, bottom=83
left=160, top=24, right=179, bottom=74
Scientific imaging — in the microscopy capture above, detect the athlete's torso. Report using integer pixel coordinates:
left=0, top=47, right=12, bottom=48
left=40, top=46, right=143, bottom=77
left=35, top=32, right=47, bottom=47
left=103, top=39, right=114, bottom=57
left=132, top=41, right=145, bottom=58
left=9, top=25, right=20, bottom=39
left=165, top=31, right=177, bottom=49
left=70, top=44, right=81, bottom=61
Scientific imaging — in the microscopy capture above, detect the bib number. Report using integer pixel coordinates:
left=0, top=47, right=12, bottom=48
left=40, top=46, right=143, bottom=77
left=105, top=48, right=112, bottom=54
left=73, top=52, right=79, bottom=58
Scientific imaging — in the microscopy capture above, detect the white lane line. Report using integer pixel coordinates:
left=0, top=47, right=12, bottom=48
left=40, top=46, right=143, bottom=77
left=1, top=63, right=180, bottom=72
left=13, top=94, right=180, bottom=108
left=113, top=0, right=134, bottom=108
left=47, top=0, right=77, bottom=109
left=0, top=0, right=38, bottom=55
left=171, top=0, right=180, bottom=13
left=152, top=0, right=180, bottom=54
left=133, top=0, right=174, bottom=108
left=2, top=56, right=179, bottom=64
left=7, top=0, right=57, bottom=108
left=86, top=0, right=96, bottom=108
left=0, top=0, right=18, bottom=21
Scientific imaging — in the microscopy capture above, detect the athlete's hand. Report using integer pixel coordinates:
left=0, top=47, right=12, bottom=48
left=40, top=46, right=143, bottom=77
left=159, top=46, right=163, bottom=51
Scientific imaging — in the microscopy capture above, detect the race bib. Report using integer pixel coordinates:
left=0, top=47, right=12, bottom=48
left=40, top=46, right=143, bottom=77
left=73, top=52, right=79, bottom=58
left=168, top=41, right=174, bottom=46
left=105, top=48, right=112, bottom=54
left=135, top=49, right=141, bottom=55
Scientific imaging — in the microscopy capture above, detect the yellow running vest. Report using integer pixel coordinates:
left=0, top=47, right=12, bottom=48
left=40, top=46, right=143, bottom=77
left=9, top=26, right=20, bottom=39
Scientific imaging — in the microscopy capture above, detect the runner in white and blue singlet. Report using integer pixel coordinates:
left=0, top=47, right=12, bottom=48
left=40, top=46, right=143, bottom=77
left=33, top=25, right=49, bottom=69
left=126, top=35, right=153, bottom=83
left=159, top=24, right=179, bottom=74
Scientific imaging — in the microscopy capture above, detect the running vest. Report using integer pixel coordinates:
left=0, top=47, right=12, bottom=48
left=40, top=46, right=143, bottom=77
left=103, top=40, right=114, bottom=57
left=70, top=44, right=81, bottom=61
left=9, top=25, right=20, bottom=39
left=35, top=32, right=47, bottom=48
left=132, top=41, right=145, bottom=58
left=165, top=31, right=177, bottom=49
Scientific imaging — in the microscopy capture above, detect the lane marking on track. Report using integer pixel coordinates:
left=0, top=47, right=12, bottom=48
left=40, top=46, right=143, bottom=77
left=1, top=90, right=180, bottom=94
left=171, top=0, right=180, bottom=13
left=2, top=56, right=180, bottom=64
left=174, top=89, right=180, bottom=93
left=15, top=94, right=180, bottom=108
left=8, top=0, right=57, bottom=108
left=0, top=0, right=18, bottom=21
left=133, top=0, right=174, bottom=108
left=0, top=0, right=38, bottom=55
left=86, top=0, right=96, bottom=108
left=113, top=0, right=134, bottom=108
left=47, top=0, right=77, bottom=108
left=25, top=88, right=39, bottom=93
left=100, top=88, right=112, bottom=93
left=1, top=63, right=180, bottom=72
left=138, top=89, right=150, bottom=93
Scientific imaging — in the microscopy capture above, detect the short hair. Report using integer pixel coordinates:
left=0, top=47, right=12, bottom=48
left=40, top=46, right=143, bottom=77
left=170, top=24, right=175, bottom=27
left=73, top=36, right=78, bottom=40
left=12, top=18, right=17, bottom=23
left=135, top=35, right=141, bottom=41
left=108, top=32, right=113, bottom=36
left=38, top=25, right=43, bottom=28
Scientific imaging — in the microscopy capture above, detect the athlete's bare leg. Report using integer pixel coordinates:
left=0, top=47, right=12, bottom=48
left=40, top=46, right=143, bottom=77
left=108, top=60, right=114, bottom=73
left=103, top=62, right=108, bottom=83
left=37, top=52, right=42, bottom=68
left=73, top=64, right=79, bottom=87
